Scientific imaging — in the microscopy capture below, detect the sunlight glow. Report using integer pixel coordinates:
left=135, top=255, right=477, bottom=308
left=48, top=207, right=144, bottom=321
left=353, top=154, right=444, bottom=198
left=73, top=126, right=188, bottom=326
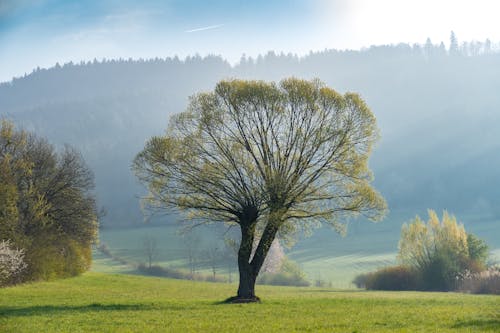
left=316, top=0, right=500, bottom=48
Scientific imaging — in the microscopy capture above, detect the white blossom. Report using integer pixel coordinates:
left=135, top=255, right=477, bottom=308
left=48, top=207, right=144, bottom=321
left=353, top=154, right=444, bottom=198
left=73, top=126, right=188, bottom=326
left=0, top=240, right=27, bottom=286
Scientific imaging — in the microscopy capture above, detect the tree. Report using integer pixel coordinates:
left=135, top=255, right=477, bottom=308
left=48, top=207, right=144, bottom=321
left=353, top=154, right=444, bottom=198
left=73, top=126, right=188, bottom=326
left=143, top=235, right=158, bottom=269
left=183, top=232, right=201, bottom=277
left=0, top=120, right=98, bottom=282
left=449, top=31, right=459, bottom=56
left=205, top=243, right=220, bottom=280
left=423, top=37, right=434, bottom=59
left=0, top=120, right=28, bottom=244
left=134, top=78, right=386, bottom=301
left=222, top=238, right=238, bottom=283
left=466, top=233, right=489, bottom=268
left=398, top=210, right=488, bottom=290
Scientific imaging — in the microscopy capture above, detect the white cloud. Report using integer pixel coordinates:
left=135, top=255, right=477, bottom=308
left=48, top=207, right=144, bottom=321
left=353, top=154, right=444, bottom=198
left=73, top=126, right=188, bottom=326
left=185, top=24, right=224, bottom=33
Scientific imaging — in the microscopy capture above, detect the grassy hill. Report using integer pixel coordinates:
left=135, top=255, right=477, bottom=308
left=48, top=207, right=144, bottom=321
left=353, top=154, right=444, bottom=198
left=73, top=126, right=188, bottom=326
left=93, top=215, right=500, bottom=288
left=3, top=49, right=500, bottom=227
left=93, top=224, right=397, bottom=288
left=0, top=273, right=498, bottom=332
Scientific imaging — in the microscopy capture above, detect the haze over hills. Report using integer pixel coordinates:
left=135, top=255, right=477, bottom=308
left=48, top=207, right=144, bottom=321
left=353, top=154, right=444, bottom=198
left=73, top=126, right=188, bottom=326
left=1, top=41, right=499, bottom=249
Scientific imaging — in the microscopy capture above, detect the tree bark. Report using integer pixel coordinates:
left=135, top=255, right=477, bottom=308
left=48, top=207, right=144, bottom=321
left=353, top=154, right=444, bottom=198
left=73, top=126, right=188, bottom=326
left=237, top=259, right=256, bottom=298
left=231, top=215, right=282, bottom=302
left=236, top=222, right=257, bottom=299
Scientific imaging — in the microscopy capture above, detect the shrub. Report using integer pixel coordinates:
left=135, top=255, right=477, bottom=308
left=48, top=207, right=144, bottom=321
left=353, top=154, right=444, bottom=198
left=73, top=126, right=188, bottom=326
left=457, top=266, right=500, bottom=295
left=257, top=259, right=310, bottom=287
left=258, top=271, right=310, bottom=287
left=398, top=210, right=488, bottom=291
left=361, top=266, right=418, bottom=291
left=0, top=240, right=27, bottom=286
left=137, top=263, right=227, bottom=283
left=24, top=235, right=91, bottom=281
left=352, top=273, right=369, bottom=289
left=137, top=263, right=192, bottom=280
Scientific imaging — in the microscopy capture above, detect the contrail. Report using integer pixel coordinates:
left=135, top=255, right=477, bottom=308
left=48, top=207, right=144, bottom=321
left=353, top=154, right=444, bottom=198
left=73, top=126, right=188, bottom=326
left=185, top=24, right=224, bottom=33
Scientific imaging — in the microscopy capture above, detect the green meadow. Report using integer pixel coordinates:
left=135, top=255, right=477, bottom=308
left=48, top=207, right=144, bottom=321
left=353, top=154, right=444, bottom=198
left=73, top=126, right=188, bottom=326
left=0, top=272, right=498, bottom=332
left=94, top=211, right=500, bottom=288
left=93, top=223, right=397, bottom=288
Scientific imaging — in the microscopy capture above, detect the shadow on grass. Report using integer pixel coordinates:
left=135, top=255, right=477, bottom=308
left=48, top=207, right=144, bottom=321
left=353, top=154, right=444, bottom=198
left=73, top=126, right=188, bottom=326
left=452, top=318, right=500, bottom=331
left=0, top=303, right=153, bottom=318
left=213, top=296, right=262, bottom=305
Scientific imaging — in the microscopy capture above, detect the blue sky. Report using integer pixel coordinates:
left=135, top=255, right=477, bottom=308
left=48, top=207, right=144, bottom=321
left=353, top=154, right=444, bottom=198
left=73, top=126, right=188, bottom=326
left=1, top=0, right=500, bottom=82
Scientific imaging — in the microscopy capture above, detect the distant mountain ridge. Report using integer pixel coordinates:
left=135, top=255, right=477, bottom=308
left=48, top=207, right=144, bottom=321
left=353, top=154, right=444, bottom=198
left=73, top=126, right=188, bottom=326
left=1, top=43, right=500, bottom=233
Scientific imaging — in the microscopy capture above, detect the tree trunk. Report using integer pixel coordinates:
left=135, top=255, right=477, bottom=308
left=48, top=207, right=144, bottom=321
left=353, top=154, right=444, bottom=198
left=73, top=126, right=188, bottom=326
left=237, top=259, right=256, bottom=298
left=250, top=218, right=280, bottom=276
left=231, top=222, right=260, bottom=302
left=228, top=217, right=281, bottom=303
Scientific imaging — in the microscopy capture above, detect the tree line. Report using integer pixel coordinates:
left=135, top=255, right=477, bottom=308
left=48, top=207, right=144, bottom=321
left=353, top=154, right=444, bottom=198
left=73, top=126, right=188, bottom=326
left=3, top=33, right=500, bottom=228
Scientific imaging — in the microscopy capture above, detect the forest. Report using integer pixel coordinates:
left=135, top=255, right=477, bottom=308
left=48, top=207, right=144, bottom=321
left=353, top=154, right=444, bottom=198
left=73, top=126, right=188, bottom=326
left=2, top=37, right=500, bottom=233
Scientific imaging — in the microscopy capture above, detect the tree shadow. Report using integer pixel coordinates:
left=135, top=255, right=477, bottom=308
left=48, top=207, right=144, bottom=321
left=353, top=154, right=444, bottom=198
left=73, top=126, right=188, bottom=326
left=452, top=318, right=500, bottom=331
left=0, top=303, right=152, bottom=318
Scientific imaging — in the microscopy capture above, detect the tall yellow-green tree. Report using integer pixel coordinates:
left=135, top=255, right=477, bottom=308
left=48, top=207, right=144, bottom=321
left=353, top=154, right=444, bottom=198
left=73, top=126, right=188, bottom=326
left=398, top=210, right=487, bottom=290
left=134, top=78, right=387, bottom=301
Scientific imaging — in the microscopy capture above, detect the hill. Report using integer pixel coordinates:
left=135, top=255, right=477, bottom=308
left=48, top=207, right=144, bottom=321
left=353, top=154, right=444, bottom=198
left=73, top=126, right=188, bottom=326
left=0, top=272, right=498, bottom=332
left=1, top=43, right=499, bottom=248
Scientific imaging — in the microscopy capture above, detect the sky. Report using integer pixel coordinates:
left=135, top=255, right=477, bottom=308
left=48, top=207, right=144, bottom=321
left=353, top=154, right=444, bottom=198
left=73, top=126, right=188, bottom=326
left=1, top=0, right=500, bottom=83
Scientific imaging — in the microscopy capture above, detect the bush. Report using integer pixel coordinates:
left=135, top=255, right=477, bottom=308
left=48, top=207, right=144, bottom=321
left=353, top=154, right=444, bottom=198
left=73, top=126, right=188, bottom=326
left=24, top=235, right=91, bottom=281
left=137, top=263, right=191, bottom=280
left=0, top=240, right=27, bottom=286
left=398, top=210, right=489, bottom=291
left=352, top=273, right=369, bottom=289
left=457, top=266, right=500, bottom=295
left=359, top=211, right=493, bottom=292
left=418, top=249, right=463, bottom=291
left=360, top=266, right=418, bottom=291
left=258, top=271, right=310, bottom=287
left=137, top=263, right=227, bottom=283
left=257, top=259, right=310, bottom=287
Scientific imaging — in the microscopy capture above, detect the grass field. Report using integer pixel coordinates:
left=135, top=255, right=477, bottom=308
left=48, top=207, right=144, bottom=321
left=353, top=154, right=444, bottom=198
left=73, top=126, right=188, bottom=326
left=94, top=223, right=396, bottom=287
left=94, top=210, right=500, bottom=288
left=0, top=272, right=499, bottom=332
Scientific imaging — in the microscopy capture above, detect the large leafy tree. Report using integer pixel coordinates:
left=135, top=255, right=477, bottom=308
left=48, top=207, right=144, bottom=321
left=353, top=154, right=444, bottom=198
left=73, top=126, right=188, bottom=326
left=0, top=120, right=98, bottom=283
left=134, top=78, right=386, bottom=301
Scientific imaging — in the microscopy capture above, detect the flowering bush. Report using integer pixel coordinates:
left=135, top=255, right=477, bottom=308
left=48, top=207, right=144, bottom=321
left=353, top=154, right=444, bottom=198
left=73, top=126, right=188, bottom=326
left=0, top=240, right=27, bottom=286
left=457, top=265, right=500, bottom=295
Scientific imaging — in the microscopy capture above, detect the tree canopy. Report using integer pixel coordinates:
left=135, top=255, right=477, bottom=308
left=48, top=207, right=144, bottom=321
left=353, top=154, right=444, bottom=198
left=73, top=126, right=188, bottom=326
left=134, top=78, right=386, bottom=300
left=0, top=120, right=98, bottom=284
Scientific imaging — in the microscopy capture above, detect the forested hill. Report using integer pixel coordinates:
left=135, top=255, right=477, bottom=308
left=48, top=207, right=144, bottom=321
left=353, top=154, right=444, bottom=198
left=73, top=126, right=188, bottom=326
left=2, top=41, right=500, bottom=227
